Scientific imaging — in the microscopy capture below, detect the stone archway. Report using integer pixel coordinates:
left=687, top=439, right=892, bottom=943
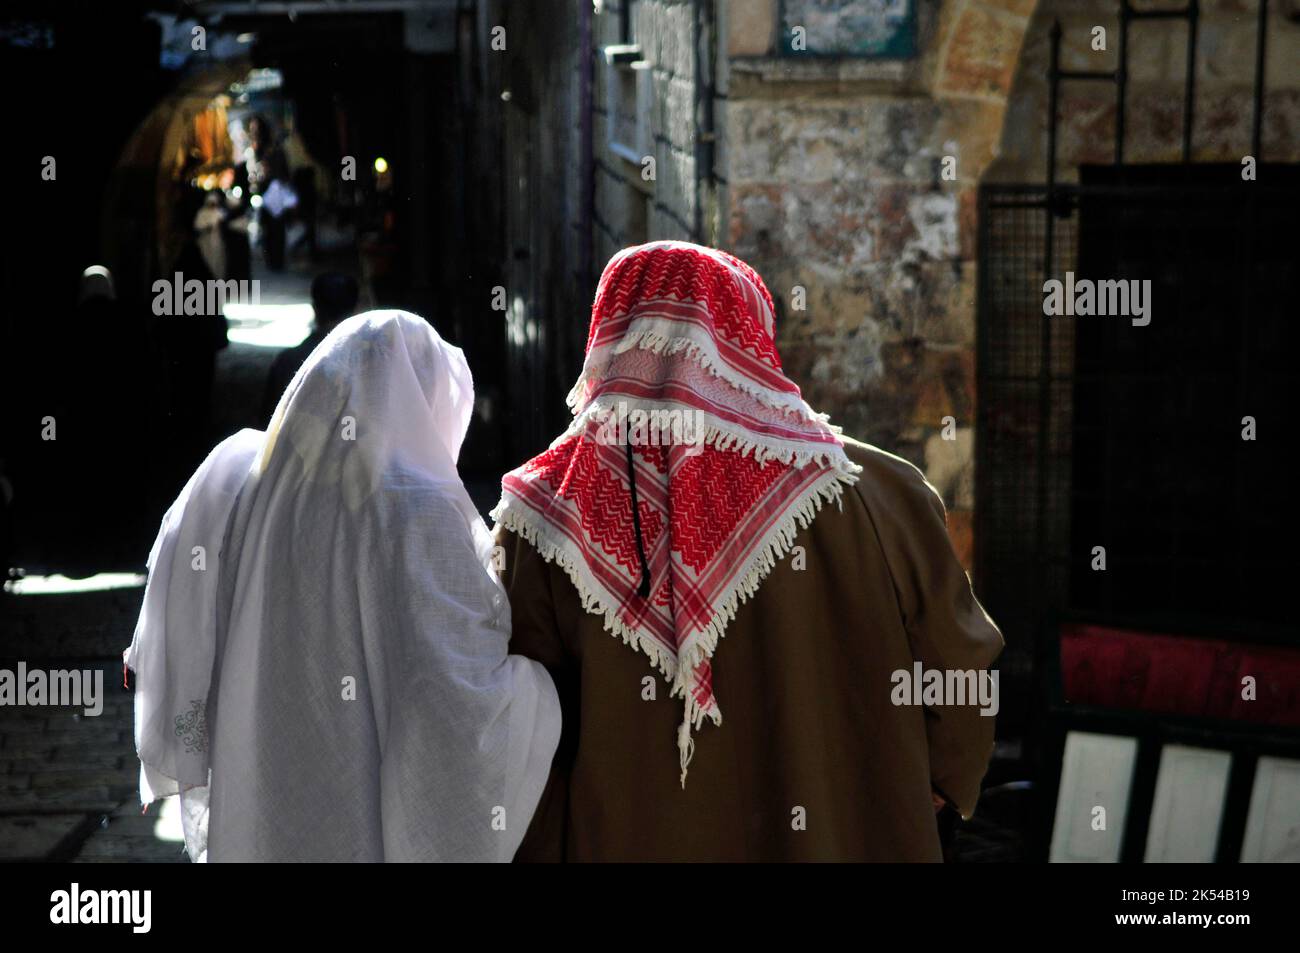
left=718, top=1, right=1043, bottom=569
left=937, top=1, right=1040, bottom=103
left=101, top=59, right=250, bottom=306
left=904, top=1, right=1041, bottom=566
left=932, top=0, right=1041, bottom=249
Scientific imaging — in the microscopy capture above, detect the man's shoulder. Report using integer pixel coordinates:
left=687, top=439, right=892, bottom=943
left=840, top=436, right=931, bottom=491
left=838, top=435, right=945, bottom=521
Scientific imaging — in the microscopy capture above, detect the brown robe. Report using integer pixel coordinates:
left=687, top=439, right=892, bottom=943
left=496, top=437, right=1004, bottom=861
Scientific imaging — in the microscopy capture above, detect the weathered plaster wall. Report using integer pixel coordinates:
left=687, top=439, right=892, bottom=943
left=722, top=0, right=1039, bottom=565
left=593, top=0, right=712, bottom=263
left=991, top=0, right=1300, bottom=182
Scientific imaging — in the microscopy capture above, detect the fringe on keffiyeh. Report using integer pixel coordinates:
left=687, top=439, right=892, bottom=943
left=489, top=500, right=682, bottom=681
left=492, top=461, right=858, bottom=788
left=557, top=393, right=862, bottom=479
left=567, top=317, right=838, bottom=429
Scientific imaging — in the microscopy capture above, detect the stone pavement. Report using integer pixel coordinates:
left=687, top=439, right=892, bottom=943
left=0, top=585, right=187, bottom=862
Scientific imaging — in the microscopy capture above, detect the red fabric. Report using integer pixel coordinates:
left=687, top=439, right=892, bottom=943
left=494, top=242, right=859, bottom=783
left=586, top=243, right=784, bottom=372
left=1059, top=623, right=1300, bottom=727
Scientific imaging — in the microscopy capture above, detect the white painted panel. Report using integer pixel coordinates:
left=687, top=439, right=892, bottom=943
left=1050, top=731, right=1138, bottom=863
left=1143, top=745, right=1231, bottom=863
left=1241, top=756, right=1300, bottom=863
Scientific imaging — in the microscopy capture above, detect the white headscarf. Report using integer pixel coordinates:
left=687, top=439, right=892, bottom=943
left=126, top=311, right=560, bottom=862
left=78, top=265, right=116, bottom=304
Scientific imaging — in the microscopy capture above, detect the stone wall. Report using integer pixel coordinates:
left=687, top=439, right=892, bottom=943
left=486, top=0, right=592, bottom=459
left=991, top=0, right=1300, bottom=182
left=592, top=0, right=716, bottom=264
left=494, top=0, right=1295, bottom=567
left=721, top=0, right=1039, bottom=566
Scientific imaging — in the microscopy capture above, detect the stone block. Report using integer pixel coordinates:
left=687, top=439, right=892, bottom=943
left=935, top=98, right=1008, bottom=184
left=729, top=0, right=776, bottom=57
left=925, top=426, right=977, bottom=511
left=939, top=3, right=1027, bottom=99
left=726, top=97, right=943, bottom=186
left=978, top=0, right=1039, bottom=17
left=0, top=813, right=86, bottom=862
left=0, top=781, right=117, bottom=814
left=728, top=181, right=878, bottom=272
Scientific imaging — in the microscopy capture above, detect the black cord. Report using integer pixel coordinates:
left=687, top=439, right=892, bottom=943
left=625, top=441, right=652, bottom=598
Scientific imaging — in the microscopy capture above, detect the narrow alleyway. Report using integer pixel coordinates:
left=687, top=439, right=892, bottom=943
left=2, top=0, right=1290, bottom=873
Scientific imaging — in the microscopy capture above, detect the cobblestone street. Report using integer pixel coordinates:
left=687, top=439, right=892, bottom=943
left=0, top=585, right=186, bottom=862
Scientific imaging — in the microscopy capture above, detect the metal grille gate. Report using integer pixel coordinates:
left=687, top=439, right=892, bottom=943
left=973, top=1, right=1295, bottom=732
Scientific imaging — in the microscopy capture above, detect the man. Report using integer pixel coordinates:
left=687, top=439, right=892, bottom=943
left=492, top=241, right=1003, bottom=861
left=262, top=272, right=360, bottom=423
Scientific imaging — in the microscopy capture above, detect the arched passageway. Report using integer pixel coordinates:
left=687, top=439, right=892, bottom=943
left=1, top=6, right=505, bottom=576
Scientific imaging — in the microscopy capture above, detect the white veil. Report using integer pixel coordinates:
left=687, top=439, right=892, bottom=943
left=127, top=311, right=560, bottom=861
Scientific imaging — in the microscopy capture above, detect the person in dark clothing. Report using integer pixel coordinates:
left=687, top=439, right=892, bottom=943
left=244, top=116, right=289, bottom=271
left=261, top=272, right=360, bottom=423
left=161, top=220, right=229, bottom=486
left=493, top=242, right=1003, bottom=861
left=35, top=266, right=154, bottom=572
left=292, top=166, right=319, bottom=261
left=223, top=165, right=253, bottom=283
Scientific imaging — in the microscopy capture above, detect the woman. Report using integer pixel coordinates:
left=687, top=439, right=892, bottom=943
left=126, top=311, right=560, bottom=862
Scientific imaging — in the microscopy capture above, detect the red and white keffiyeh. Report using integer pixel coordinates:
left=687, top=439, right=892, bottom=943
left=492, top=241, right=861, bottom=785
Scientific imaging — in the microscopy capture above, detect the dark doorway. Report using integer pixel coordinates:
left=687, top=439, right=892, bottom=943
left=1069, top=164, right=1299, bottom=634
left=976, top=167, right=1300, bottom=738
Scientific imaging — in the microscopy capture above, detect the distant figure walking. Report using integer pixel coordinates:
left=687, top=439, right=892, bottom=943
left=261, top=272, right=360, bottom=424
left=43, top=266, right=151, bottom=571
